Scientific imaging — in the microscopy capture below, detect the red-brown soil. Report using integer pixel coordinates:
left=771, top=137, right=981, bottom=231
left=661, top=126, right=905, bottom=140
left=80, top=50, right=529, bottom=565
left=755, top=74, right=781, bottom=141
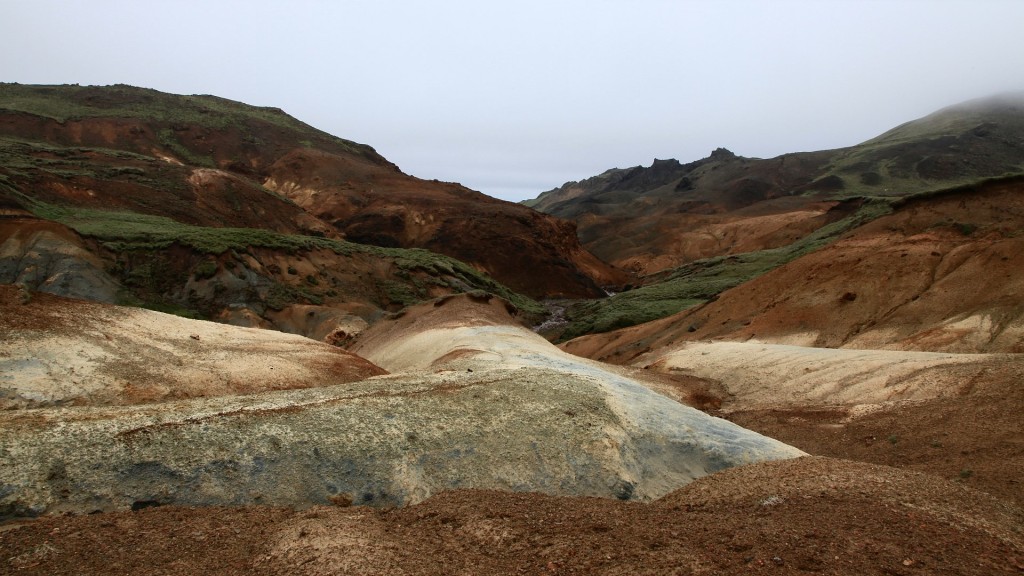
left=562, top=178, right=1024, bottom=364
left=723, top=367, right=1024, bottom=509
left=0, top=85, right=625, bottom=299
left=3, top=457, right=1021, bottom=575
left=621, top=345, right=1024, bottom=510
left=0, top=114, right=335, bottom=237
left=263, top=148, right=626, bottom=297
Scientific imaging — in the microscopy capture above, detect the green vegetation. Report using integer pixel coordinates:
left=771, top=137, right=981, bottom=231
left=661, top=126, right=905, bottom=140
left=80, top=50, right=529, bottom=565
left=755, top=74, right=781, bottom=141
left=557, top=198, right=895, bottom=341
left=383, top=248, right=545, bottom=316
left=558, top=294, right=703, bottom=341
left=23, top=199, right=543, bottom=317
left=810, top=99, right=1024, bottom=200
left=0, top=135, right=191, bottom=198
left=0, top=83, right=374, bottom=158
left=157, top=128, right=213, bottom=167
left=192, top=260, right=218, bottom=280
left=952, top=222, right=978, bottom=236
left=30, top=203, right=352, bottom=255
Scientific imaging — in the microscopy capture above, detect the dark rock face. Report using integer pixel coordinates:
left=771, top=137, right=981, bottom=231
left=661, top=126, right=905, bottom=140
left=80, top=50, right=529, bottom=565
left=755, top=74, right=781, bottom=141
left=0, top=218, right=122, bottom=302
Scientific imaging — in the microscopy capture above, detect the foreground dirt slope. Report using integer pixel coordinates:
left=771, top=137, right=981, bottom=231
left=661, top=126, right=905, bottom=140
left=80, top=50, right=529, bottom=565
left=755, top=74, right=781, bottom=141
left=632, top=340, right=1024, bottom=508
left=726, top=373, right=1024, bottom=510
left=3, top=457, right=1021, bottom=575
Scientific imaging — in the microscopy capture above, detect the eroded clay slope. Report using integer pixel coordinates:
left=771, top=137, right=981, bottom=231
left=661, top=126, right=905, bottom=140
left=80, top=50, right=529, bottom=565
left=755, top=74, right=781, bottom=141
left=0, top=286, right=385, bottom=408
left=0, top=292, right=801, bottom=519
left=638, top=341, right=1013, bottom=409
left=562, top=178, right=1024, bottom=363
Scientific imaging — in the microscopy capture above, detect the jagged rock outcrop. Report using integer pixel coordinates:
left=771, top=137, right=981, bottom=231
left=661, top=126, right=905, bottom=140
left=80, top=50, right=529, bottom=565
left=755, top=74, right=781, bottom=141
left=0, top=215, right=122, bottom=302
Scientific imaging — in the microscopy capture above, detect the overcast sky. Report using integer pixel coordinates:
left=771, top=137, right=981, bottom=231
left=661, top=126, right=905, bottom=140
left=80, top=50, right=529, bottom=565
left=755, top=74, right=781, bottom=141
left=3, top=0, right=1023, bottom=201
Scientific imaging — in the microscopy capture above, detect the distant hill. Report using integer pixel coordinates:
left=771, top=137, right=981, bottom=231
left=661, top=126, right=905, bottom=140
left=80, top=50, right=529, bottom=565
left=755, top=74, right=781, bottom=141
left=526, top=94, right=1024, bottom=341
left=0, top=83, right=629, bottom=337
left=562, top=174, right=1024, bottom=358
left=526, top=92, right=1024, bottom=277
left=0, top=83, right=623, bottom=308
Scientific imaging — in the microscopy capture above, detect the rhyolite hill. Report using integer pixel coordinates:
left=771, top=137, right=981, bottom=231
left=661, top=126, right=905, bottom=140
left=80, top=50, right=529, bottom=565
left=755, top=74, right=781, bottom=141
left=527, top=92, right=1024, bottom=274
left=525, top=93, right=1024, bottom=341
left=0, top=83, right=625, bottom=339
left=2, top=87, right=1022, bottom=574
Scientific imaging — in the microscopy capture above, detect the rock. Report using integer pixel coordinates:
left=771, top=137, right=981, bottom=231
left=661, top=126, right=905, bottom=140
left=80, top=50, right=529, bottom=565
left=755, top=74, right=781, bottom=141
left=0, top=293, right=802, bottom=517
left=0, top=219, right=122, bottom=303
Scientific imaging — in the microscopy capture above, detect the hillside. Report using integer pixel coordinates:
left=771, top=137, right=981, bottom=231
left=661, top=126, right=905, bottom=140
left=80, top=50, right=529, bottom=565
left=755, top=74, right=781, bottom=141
left=529, top=94, right=1024, bottom=277
left=3, top=90, right=1024, bottom=575
left=530, top=94, right=1024, bottom=341
left=562, top=175, right=1024, bottom=361
left=0, top=83, right=624, bottom=309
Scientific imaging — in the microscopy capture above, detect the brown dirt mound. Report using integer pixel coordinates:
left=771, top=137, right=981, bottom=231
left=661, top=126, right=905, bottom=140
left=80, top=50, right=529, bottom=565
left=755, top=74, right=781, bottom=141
left=3, top=457, right=1021, bottom=575
left=621, top=341, right=1024, bottom=510
left=349, top=292, right=521, bottom=361
left=0, top=285, right=386, bottom=407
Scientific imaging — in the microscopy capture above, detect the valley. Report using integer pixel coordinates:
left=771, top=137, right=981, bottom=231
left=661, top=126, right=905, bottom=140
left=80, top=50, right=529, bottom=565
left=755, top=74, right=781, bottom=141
left=1, top=84, right=1022, bottom=575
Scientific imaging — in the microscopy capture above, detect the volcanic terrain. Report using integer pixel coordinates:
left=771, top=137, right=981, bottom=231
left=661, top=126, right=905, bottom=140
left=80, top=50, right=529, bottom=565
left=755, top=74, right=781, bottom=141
left=2, top=85, right=1023, bottom=575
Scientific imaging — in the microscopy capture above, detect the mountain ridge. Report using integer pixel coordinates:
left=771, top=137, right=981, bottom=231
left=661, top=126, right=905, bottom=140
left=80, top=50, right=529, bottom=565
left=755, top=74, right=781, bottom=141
left=527, top=93, right=1024, bottom=276
left=523, top=93, right=1024, bottom=342
left=0, top=83, right=624, bottom=306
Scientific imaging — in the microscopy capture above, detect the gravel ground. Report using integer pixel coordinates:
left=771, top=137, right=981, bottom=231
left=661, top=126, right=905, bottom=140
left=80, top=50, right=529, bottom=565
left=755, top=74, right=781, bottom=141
left=3, top=457, right=1022, bottom=575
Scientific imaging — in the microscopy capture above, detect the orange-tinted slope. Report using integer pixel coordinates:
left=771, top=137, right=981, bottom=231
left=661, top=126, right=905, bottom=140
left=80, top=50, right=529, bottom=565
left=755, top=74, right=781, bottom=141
left=263, top=148, right=626, bottom=297
left=563, top=177, right=1024, bottom=363
left=0, top=84, right=624, bottom=299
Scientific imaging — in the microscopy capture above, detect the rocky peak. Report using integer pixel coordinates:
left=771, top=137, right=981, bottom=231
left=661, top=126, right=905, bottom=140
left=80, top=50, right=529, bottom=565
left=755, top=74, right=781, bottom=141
left=709, top=147, right=737, bottom=161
